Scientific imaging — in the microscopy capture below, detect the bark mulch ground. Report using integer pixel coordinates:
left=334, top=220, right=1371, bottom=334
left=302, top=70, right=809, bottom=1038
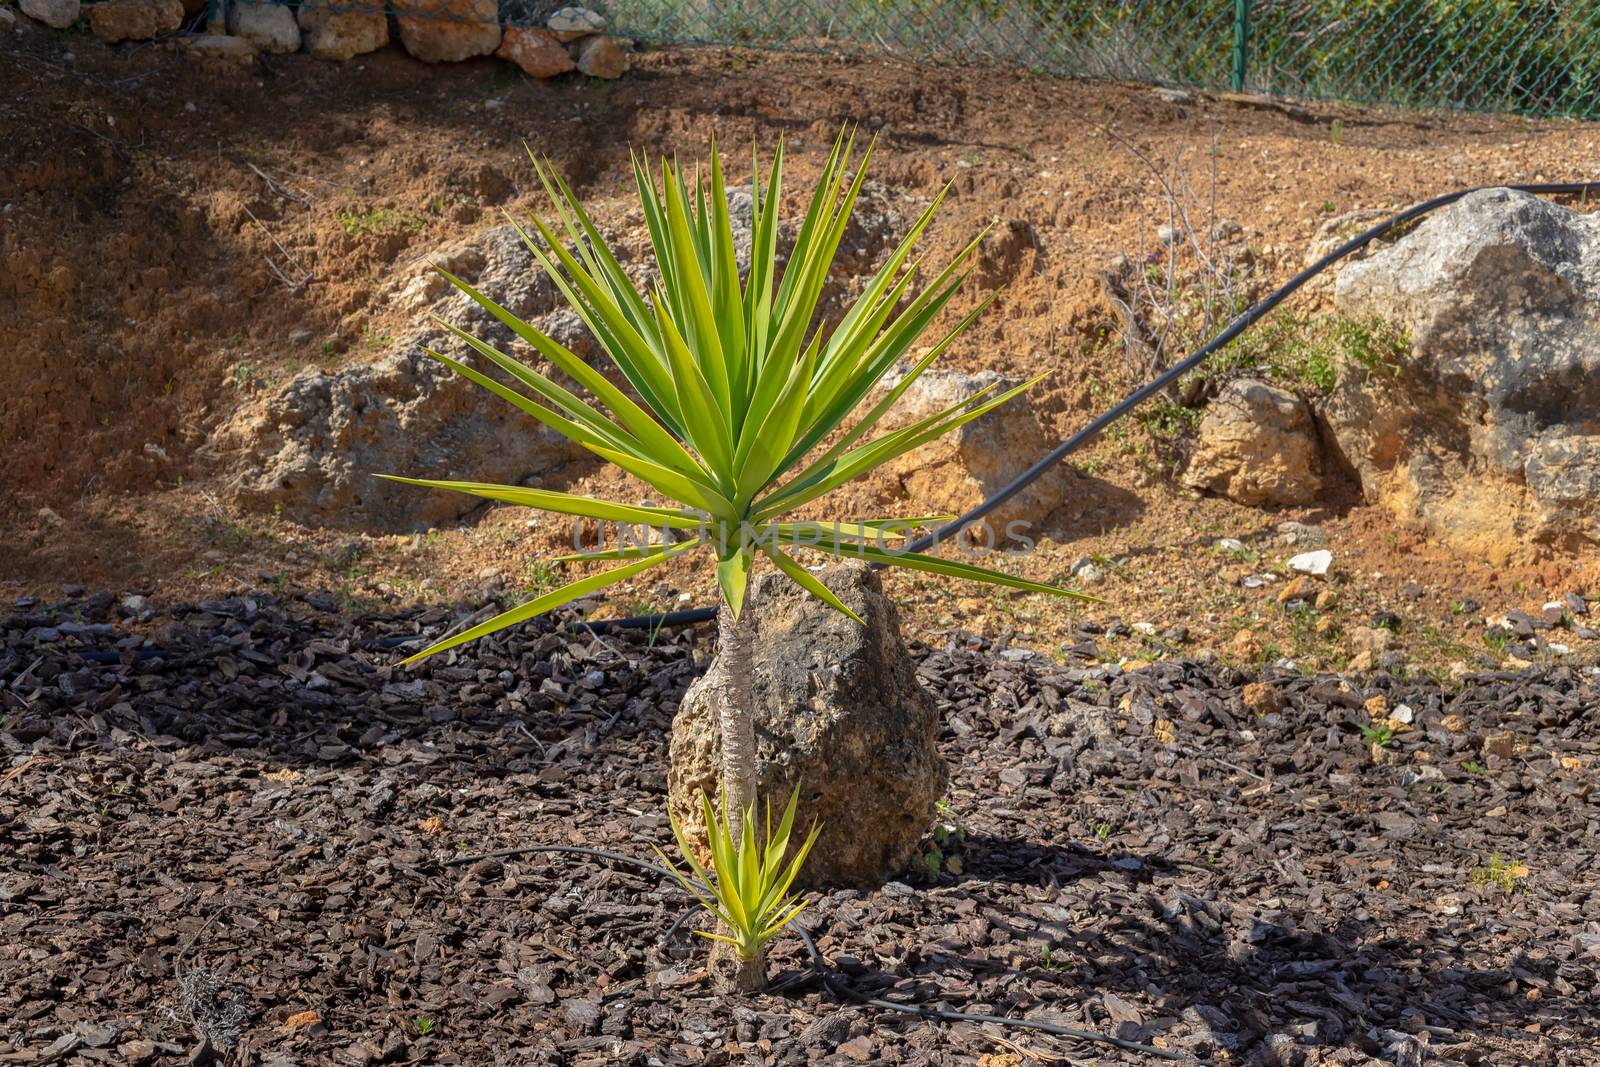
left=2, top=589, right=1598, bottom=1066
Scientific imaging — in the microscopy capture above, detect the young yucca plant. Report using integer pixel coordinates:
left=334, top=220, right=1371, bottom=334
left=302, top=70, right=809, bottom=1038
left=387, top=129, right=1088, bottom=989
left=655, top=784, right=822, bottom=992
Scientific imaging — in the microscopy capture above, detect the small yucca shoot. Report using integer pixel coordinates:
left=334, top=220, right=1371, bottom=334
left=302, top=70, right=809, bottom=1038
left=655, top=784, right=821, bottom=991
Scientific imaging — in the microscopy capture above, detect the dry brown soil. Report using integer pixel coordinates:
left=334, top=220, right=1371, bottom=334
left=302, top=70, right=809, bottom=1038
left=4, top=27, right=1599, bottom=674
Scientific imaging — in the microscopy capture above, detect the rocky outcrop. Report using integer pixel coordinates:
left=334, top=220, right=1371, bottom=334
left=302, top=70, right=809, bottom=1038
left=226, top=0, right=298, bottom=52
left=495, top=26, right=574, bottom=77
left=297, top=0, right=386, bottom=60
left=225, top=344, right=585, bottom=530
left=224, top=224, right=590, bottom=529
left=667, top=563, right=947, bottom=889
left=394, top=0, right=499, bottom=63
left=884, top=369, right=1076, bottom=545
left=88, top=0, right=183, bottom=41
left=1330, top=188, right=1600, bottom=556
left=1184, top=377, right=1323, bottom=506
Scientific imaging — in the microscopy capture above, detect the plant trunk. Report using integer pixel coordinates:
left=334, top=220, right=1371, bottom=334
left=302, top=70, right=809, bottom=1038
left=708, top=599, right=764, bottom=991
left=713, top=601, right=758, bottom=830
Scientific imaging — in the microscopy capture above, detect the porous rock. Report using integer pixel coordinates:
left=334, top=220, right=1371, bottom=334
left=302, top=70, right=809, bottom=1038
left=226, top=0, right=297, bottom=52
left=883, top=369, right=1078, bottom=545
left=495, top=25, right=574, bottom=77
left=223, top=223, right=587, bottom=528
left=1330, top=187, right=1600, bottom=556
left=224, top=345, right=584, bottom=530
left=297, top=0, right=387, bottom=60
left=572, top=33, right=626, bottom=78
left=19, top=0, right=79, bottom=30
left=394, top=0, right=499, bottom=63
left=667, top=563, right=947, bottom=889
left=88, top=0, right=183, bottom=41
left=1184, top=377, right=1323, bottom=506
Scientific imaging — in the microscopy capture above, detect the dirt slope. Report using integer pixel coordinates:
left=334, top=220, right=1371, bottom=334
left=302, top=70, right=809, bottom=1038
left=3, top=29, right=1599, bottom=672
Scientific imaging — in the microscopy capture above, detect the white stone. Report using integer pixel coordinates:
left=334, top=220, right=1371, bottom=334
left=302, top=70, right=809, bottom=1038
left=1288, top=550, right=1332, bottom=576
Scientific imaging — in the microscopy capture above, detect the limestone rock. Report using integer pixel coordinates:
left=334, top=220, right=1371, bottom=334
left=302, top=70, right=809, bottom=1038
left=573, top=33, right=626, bottom=78
left=394, top=0, right=499, bottom=63
left=546, top=4, right=602, bottom=39
left=297, top=0, right=386, bottom=60
left=223, top=344, right=584, bottom=529
left=1241, top=681, right=1284, bottom=715
left=884, top=369, right=1078, bottom=545
left=667, top=563, right=946, bottom=889
left=495, top=25, right=573, bottom=77
left=1183, top=377, right=1323, bottom=506
left=19, top=0, right=79, bottom=29
left=226, top=0, right=297, bottom=52
left=1330, top=187, right=1600, bottom=555
left=1347, top=626, right=1395, bottom=660
left=88, top=0, right=183, bottom=41
left=225, top=223, right=588, bottom=528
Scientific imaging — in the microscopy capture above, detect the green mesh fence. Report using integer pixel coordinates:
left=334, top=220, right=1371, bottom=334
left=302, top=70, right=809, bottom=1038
left=598, top=0, right=1600, bottom=119
left=224, top=0, right=1600, bottom=119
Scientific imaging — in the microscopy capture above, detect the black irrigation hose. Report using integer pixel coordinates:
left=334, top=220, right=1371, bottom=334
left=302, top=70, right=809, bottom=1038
left=49, top=184, right=1600, bottom=656
left=444, top=843, right=1196, bottom=1062
left=586, top=181, right=1600, bottom=634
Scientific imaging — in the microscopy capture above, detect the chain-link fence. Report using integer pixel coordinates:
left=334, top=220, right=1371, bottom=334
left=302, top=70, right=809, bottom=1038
left=603, top=0, right=1600, bottom=119
left=219, top=0, right=1600, bottom=120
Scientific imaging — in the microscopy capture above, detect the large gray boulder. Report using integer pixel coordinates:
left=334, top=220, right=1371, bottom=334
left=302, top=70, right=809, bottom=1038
left=223, top=225, right=585, bottom=529
left=1329, top=188, right=1600, bottom=556
left=1184, top=377, right=1323, bottom=506
left=666, top=563, right=946, bottom=889
left=224, top=345, right=585, bottom=530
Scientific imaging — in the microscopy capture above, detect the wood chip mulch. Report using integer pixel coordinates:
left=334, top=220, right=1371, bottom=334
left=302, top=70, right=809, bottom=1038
left=2, top=590, right=1598, bottom=1066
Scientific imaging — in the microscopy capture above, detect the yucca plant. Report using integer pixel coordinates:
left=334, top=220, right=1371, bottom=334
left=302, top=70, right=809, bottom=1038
left=655, top=784, right=822, bottom=992
left=386, top=129, right=1088, bottom=989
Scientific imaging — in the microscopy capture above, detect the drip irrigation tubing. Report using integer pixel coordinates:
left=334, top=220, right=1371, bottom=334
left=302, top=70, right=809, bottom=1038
left=443, top=843, right=1197, bottom=1062
left=574, top=181, right=1600, bottom=636
left=46, top=182, right=1600, bottom=664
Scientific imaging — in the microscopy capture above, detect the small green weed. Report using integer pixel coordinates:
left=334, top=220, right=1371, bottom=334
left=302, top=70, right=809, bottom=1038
left=1358, top=723, right=1394, bottom=748
left=335, top=207, right=393, bottom=235
left=1040, top=944, right=1073, bottom=972
left=1469, top=853, right=1527, bottom=896
left=923, top=798, right=965, bottom=880
left=1461, top=760, right=1487, bottom=776
left=413, top=1016, right=436, bottom=1036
